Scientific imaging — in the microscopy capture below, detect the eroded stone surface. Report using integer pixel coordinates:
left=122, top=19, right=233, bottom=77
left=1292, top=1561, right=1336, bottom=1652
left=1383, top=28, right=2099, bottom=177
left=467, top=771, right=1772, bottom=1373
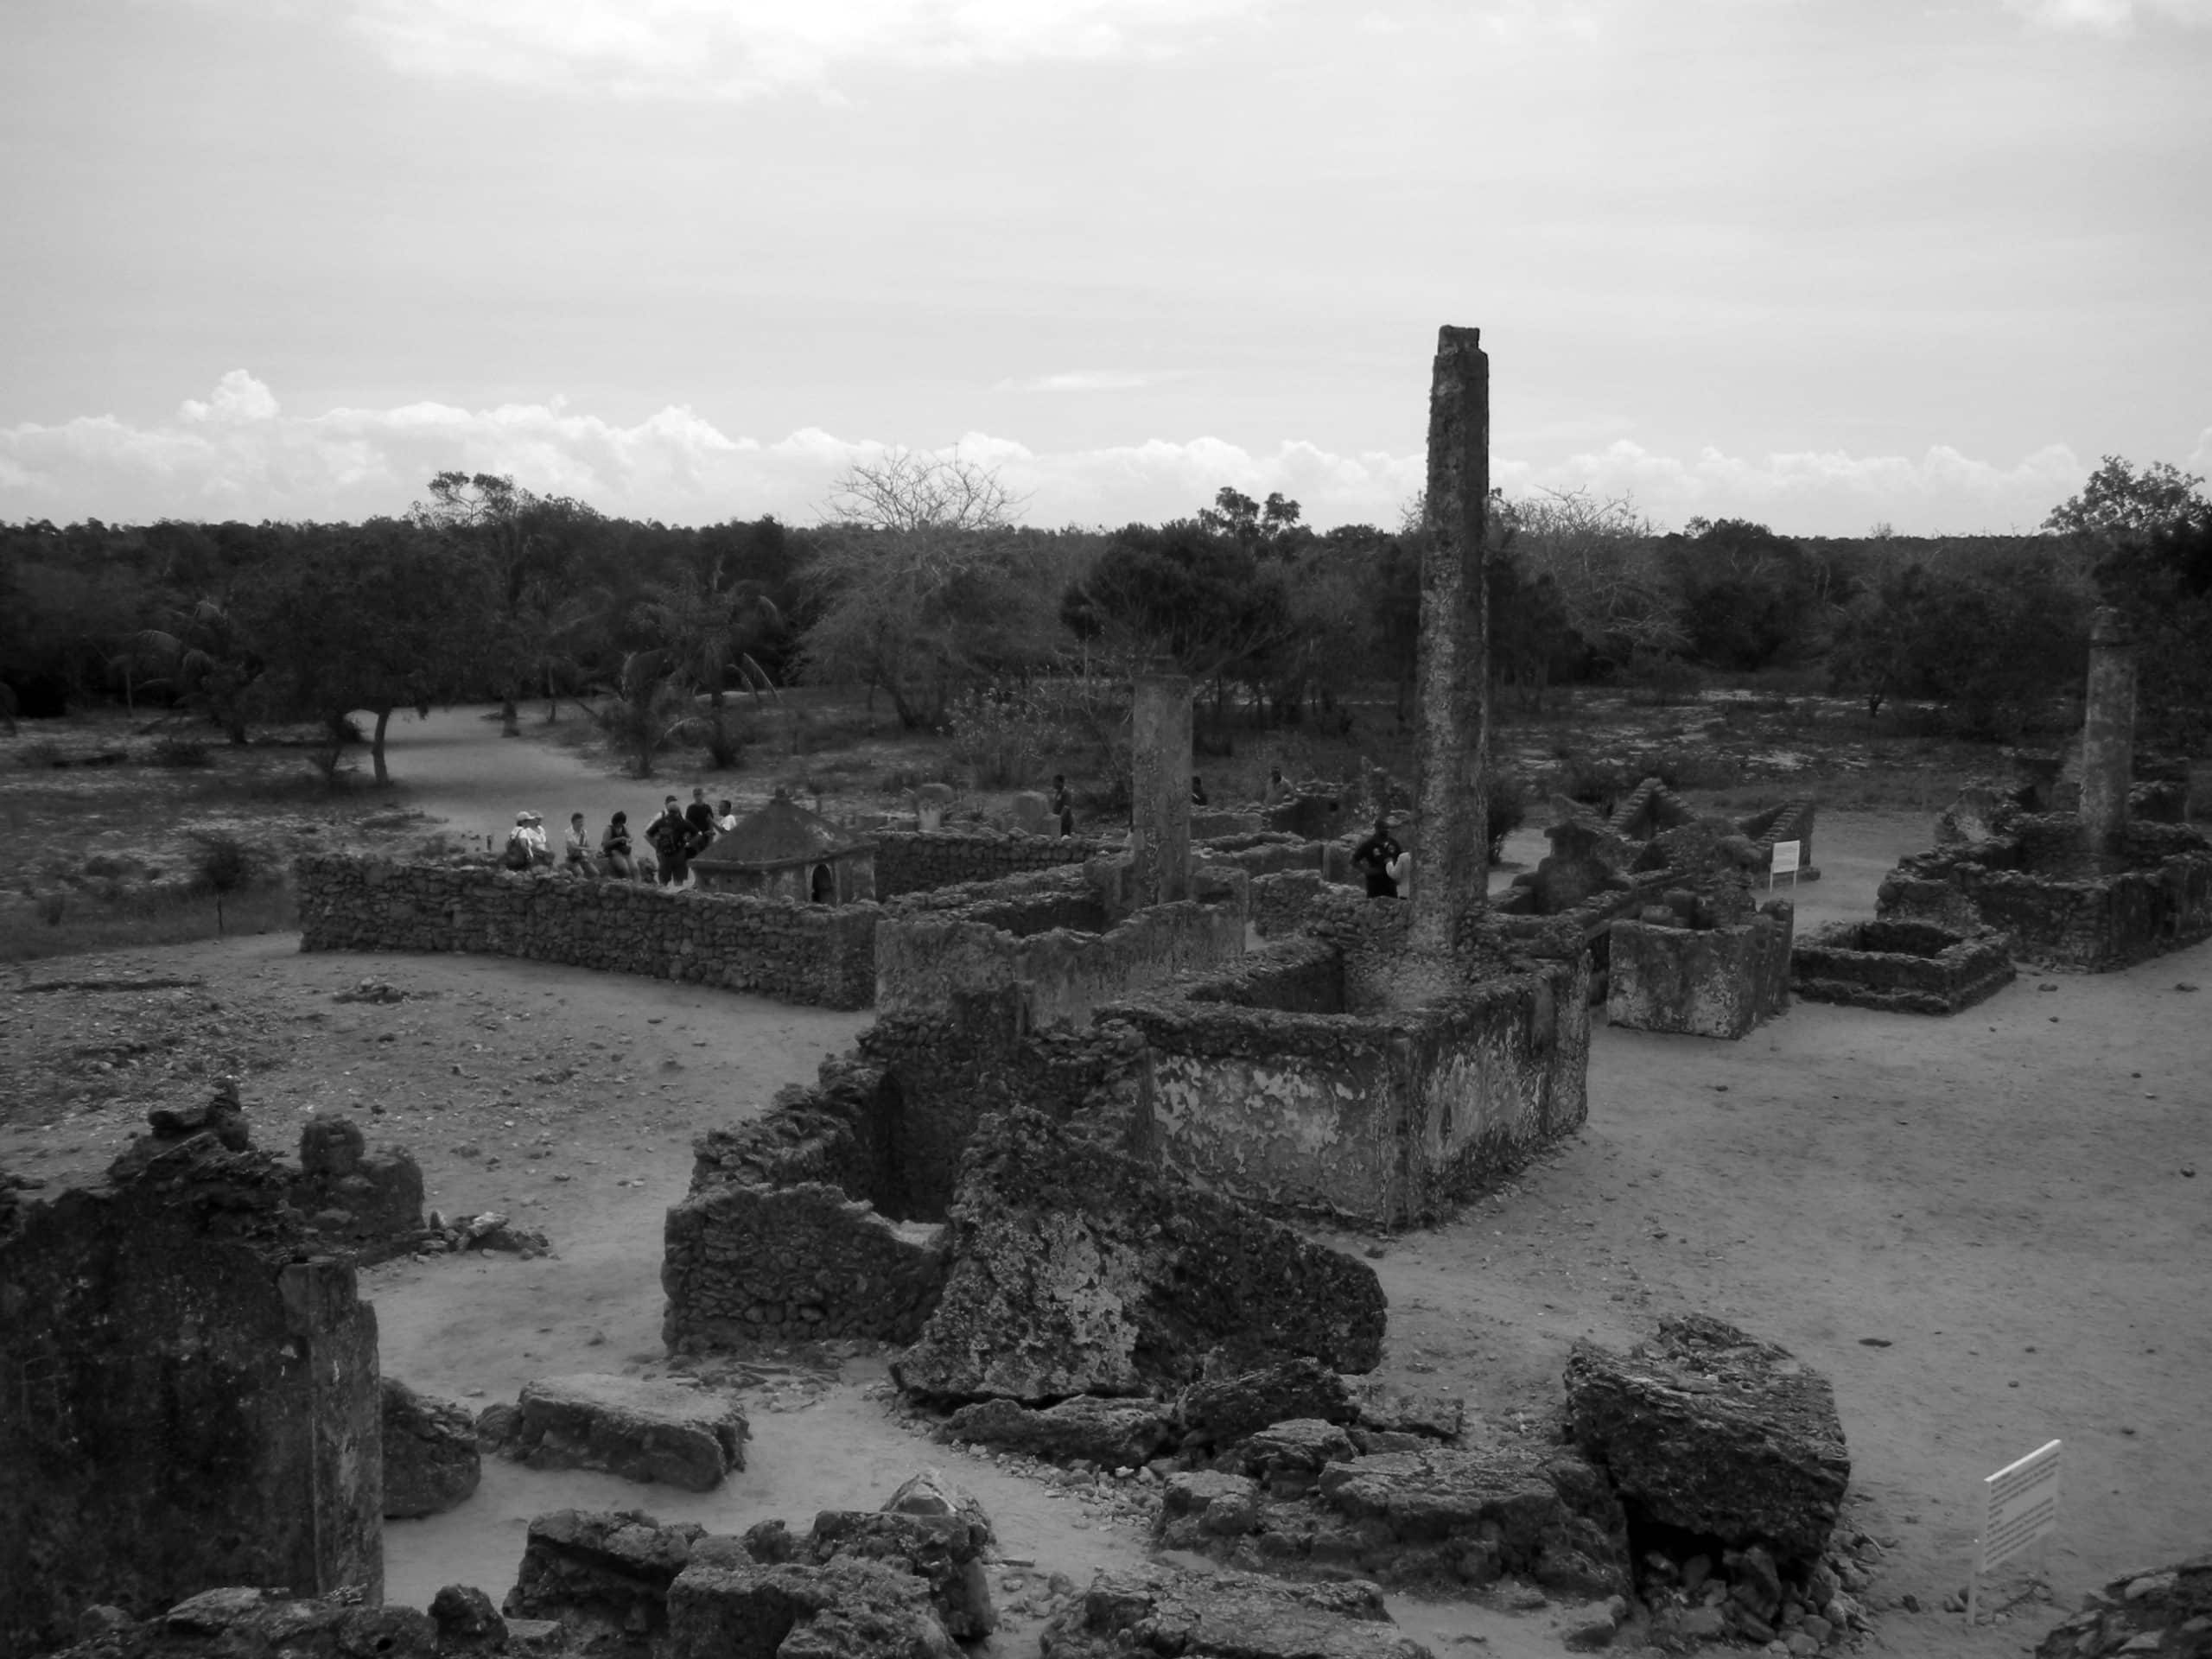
left=504, top=1510, right=706, bottom=1647
left=1564, top=1314, right=1849, bottom=1566
left=2035, top=1555, right=2212, bottom=1659
left=893, top=1111, right=1386, bottom=1403
left=383, top=1377, right=482, bottom=1518
left=1039, top=1564, right=1433, bottom=1658
left=499, top=1376, right=747, bottom=1491
left=666, top=1559, right=957, bottom=1659
left=938, top=1395, right=1176, bottom=1466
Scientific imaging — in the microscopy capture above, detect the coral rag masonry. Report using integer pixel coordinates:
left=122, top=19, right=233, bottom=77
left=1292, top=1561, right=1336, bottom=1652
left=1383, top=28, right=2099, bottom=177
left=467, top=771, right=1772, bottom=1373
left=294, top=855, right=878, bottom=1009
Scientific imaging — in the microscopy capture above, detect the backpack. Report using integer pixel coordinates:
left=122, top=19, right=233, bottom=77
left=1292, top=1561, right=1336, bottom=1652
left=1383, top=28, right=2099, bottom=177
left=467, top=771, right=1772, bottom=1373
left=503, top=831, right=533, bottom=871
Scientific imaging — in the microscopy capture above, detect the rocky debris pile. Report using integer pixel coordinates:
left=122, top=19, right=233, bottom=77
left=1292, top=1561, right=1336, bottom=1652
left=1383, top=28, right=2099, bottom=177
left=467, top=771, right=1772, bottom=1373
left=507, top=1477, right=1003, bottom=1659
left=1039, top=1565, right=1433, bottom=1658
left=294, top=1111, right=426, bottom=1260
left=2035, top=1557, right=2212, bottom=1658
left=738, top=1470, right=997, bottom=1640
left=105, top=1079, right=253, bottom=1181
left=332, top=978, right=410, bottom=1004
left=1157, top=1440, right=1630, bottom=1599
left=935, top=1357, right=1466, bottom=1473
left=424, top=1208, right=551, bottom=1258
left=1564, top=1314, right=1859, bottom=1650
left=382, top=1377, right=482, bottom=1519
left=505, top=1510, right=706, bottom=1648
left=893, top=1110, right=1387, bottom=1403
left=1565, top=1314, right=1850, bottom=1566
left=35, top=1583, right=552, bottom=1659
left=483, top=1375, right=750, bottom=1491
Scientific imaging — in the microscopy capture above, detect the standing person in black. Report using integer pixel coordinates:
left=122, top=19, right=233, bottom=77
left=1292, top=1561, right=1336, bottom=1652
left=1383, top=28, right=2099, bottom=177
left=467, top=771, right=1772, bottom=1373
left=684, top=787, right=717, bottom=857
left=1351, top=816, right=1404, bottom=899
left=647, top=795, right=690, bottom=886
left=1050, top=774, right=1075, bottom=838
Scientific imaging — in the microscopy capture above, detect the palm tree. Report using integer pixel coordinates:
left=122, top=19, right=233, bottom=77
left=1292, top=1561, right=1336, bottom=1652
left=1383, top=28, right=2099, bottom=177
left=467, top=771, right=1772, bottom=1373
left=124, top=599, right=258, bottom=742
left=632, top=558, right=783, bottom=711
left=514, top=578, right=609, bottom=722
left=589, top=649, right=698, bottom=778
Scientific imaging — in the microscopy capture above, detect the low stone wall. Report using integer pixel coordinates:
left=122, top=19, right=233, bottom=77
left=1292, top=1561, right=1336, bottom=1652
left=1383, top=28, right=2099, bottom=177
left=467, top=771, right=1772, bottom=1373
left=295, top=855, right=879, bottom=1009
left=877, top=869, right=1247, bottom=1033
left=1101, top=950, right=1590, bottom=1229
left=1877, top=817, right=2212, bottom=971
left=1791, top=919, right=2015, bottom=1014
left=873, top=829, right=1109, bottom=899
left=1195, top=831, right=1329, bottom=880
left=1606, top=900, right=1794, bottom=1039
left=1735, top=798, right=1819, bottom=875
left=662, top=1182, right=946, bottom=1350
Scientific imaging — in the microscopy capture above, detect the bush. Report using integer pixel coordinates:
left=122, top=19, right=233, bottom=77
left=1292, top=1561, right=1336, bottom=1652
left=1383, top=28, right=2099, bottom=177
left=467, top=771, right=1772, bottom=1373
left=947, top=681, right=1053, bottom=789
left=19, top=737, right=66, bottom=769
left=696, top=710, right=744, bottom=770
left=149, top=735, right=213, bottom=767
left=1630, top=652, right=1705, bottom=706
left=185, top=830, right=257, bottom=896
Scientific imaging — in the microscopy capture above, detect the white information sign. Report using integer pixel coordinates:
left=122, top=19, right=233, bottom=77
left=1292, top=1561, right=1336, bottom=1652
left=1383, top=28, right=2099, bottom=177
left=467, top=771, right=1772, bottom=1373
left=1968, top=1439, right=2063, bottom=1621
left=1768, top=839, right=1802, bottom=890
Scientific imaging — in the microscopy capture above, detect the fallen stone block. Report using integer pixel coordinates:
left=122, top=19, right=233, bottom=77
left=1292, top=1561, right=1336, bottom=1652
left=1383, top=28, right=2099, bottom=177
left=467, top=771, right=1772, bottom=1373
left=503, top=1509, right=708, bottom=1641
left=937, top=1395, right=1175, bottom=1467
left=429, top=1584, right=507, bottom=1650
left=1563, top=1313, right=1849, bottom=1566
left=383, top=1376, right=483, bottom=1518
left=1348, top=1380, right=1465, bottom=1443
left=42, top=1590, right=442, bottom=1659
left=1312, top=1445, right=1630, bottom=1595
left=1039, top=1565, right=1432, bottom=1658
left=894, top=1110, right=1385, bottom=1403
left=667, top=1559, right=956, bottom=1659
left=880, top=1469, right=996, bottom=1546
left=800, top=1512, right=994, bottom=1641
left=1180, top=1357, right=1357, bottom=1447
left=2034, top=1555, right=2212, bottom=1659
left=1236, top=1419, right=1360, bottom=1497
left=499, top=1376, right=747, bottom=1491
left=1155, top=1471, right=1263, bottom=1545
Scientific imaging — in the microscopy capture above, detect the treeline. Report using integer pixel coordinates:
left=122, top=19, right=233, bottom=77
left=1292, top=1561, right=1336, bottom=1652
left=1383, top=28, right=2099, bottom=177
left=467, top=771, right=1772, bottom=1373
left=3, top=455, right=2208, bottom=772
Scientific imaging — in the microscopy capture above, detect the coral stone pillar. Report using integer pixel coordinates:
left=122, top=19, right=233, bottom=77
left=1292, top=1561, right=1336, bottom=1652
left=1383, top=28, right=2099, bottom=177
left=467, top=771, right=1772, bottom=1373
left=2080, top=606, right=2138, bottom=855
left=1408, top=325, right=1491, bottom=959
left=1131, top=664, right=1193, bottom=906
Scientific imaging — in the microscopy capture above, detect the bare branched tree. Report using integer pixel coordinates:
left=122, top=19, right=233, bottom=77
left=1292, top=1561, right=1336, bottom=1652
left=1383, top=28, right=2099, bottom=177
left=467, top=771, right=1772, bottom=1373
left=822, top=448, right=1030, bottom=533
left=1510, top=486, right=1685, bottom=657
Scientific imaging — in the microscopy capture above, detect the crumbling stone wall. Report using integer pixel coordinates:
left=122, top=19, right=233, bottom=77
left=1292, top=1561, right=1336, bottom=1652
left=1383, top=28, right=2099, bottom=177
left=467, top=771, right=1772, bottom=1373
left=1606, top=899, right=1795, bottom=1039
left=1103, top=948, right=1589, bottom=1229
left=296, top=854, right=878, bottom=1009
left=1790, top=919, right=2015, bottom=1014
left=1878, top=817, right=2212, bottom=970
left=873, top=828, right=1108, bottom=899
left=662, top=1182, right=946, bottom=1350
left=0, top=1141, right=382, bottom=1653
left=876, top=872, right=1247, bottom=1032
left=1735, top=798, right=1818, bottom=874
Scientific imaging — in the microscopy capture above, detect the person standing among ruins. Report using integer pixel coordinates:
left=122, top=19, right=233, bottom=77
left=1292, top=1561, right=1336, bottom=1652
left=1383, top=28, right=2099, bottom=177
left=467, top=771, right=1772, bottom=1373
left=685, top=786, right=717, bottom=855
left=1351, top=815, right=1404, bottom=899
left=715, top=798, right=738, bottom=834
left=1264, top=765, right=1290, bottom=807
left=1050, top=774, right=1075, bottom=837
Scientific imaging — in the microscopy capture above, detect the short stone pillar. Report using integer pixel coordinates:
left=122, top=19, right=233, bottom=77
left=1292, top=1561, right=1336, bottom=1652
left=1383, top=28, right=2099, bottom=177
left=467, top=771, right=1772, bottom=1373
left=2080, top=607, right=2137, bottom=855
left=1131, top=666, right=1193, bottom=906
left=1409, top=324, right=1491, bottom=960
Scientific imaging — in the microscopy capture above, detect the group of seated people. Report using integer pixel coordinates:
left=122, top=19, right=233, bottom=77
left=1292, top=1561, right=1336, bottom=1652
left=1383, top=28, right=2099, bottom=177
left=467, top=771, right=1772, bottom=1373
left=502, top=788, right=737, bottom=887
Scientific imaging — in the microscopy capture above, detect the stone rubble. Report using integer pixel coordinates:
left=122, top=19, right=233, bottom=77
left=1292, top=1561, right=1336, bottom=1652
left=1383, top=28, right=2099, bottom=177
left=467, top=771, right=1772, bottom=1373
left=487, top=1375, right=749, bottom=1491
left=381, top=1377, right=483, bottom=1519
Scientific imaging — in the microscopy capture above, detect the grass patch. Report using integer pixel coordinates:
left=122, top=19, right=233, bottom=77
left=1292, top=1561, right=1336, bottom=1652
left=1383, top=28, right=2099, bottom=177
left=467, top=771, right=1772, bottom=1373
left=0, top=880, right=298, bottom=964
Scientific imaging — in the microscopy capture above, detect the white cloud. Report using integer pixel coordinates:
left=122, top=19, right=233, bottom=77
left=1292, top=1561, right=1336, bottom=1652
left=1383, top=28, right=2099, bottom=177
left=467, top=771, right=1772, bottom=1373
left=991, top=370, right=1171, bottom=392
left=0, top=372, right=2136, bottom=537
left=321, top=0, right=1263, bottom=99
left=2001, top=0, right=2212, bottom=30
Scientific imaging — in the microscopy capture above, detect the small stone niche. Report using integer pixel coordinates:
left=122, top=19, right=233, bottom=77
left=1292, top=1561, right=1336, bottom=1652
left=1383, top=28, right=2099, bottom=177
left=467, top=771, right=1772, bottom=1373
left=1605, top=889, right=1793, bottom=1039
left=1791, top=918, right=2015, bottom=1015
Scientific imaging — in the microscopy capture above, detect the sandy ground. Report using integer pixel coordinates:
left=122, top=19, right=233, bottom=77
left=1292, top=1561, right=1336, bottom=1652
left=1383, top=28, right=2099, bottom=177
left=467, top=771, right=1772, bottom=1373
left=3, top=708, right=2209, bottom=1658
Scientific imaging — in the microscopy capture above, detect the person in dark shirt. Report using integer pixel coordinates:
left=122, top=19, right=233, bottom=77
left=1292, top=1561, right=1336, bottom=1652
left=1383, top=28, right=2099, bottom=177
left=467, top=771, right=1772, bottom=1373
left=1351, top=816, right=1404, bottom=899
left=647, top=795, right=690, bottom=885
left=1190, top=774, right=1208, bottom=806
left=684, top=787, right=716, bottom=854
left=1050, top=774, right=1075, bottom=838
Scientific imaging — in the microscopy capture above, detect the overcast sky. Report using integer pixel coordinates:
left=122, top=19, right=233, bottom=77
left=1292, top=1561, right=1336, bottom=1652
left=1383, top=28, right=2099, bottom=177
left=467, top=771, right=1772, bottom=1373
left=3, top=0, right=2208, bottom=536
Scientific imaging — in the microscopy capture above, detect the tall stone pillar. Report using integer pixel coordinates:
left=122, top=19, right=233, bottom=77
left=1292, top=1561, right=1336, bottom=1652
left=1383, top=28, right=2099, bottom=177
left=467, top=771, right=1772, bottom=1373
left=1131, top=664, right=1193, bottom=907
left=2080, top=607, right=2137, bottom=854
left=1408, top=325, right=1490, bottom=960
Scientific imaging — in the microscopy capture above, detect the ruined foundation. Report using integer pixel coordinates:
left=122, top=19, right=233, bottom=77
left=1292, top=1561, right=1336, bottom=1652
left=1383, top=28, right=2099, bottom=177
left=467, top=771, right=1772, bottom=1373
left=1878, top=816, right=2212, bottom=971
left=1605, top=899, right=1795, bottom=1039
left=1791, top=919, right=2016, bottom=1015
left=0, top=1137, right=383, bottom=1653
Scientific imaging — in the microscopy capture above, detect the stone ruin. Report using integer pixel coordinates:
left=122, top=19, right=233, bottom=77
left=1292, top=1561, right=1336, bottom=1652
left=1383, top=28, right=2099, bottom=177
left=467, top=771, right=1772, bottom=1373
left=1880, top=608, right=2211, bottom=972
left=1790, top=918, right=2015, bottom=1015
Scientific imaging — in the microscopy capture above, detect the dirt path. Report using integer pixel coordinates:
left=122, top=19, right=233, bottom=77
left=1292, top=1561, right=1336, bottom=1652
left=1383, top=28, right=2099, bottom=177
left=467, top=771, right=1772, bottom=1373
left=5, top=802, right=2208, bottom=1657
